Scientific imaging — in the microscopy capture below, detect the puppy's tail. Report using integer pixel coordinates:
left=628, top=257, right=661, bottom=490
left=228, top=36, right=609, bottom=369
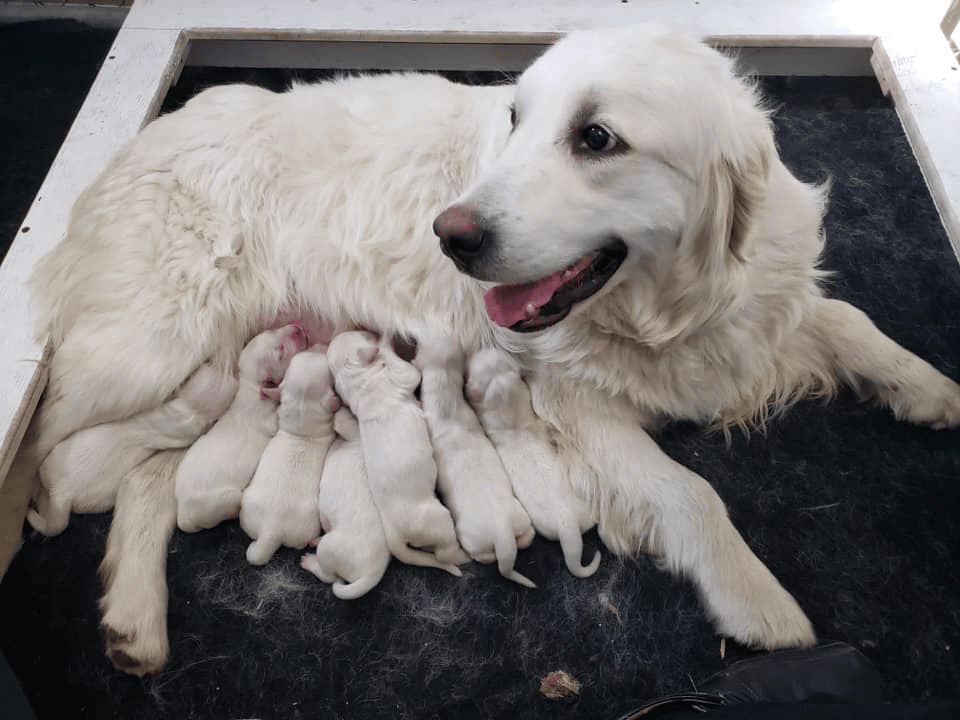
left=390, top=540, right=463, bottom=577
left=246, top=532, right=283, bottom=566
left=495, top=527, right=536, bottom=589
left=332, top=566, right=386, bottom=600
left=558, top=517, right=601, bottom=578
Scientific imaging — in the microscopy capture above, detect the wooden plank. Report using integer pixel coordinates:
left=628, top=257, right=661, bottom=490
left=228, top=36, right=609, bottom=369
left=187, top=38, right=874, bottom=76
left=872, top=29, right=960, bottom=262
left=0, top=2, right=129, bottom=28
left=0, top=26, right=187, bottom=490
left=117, top=0, right=927, bottom=40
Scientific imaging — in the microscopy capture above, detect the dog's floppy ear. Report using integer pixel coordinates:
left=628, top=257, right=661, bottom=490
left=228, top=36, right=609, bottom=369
left=690, top=132, right=771, bottom=269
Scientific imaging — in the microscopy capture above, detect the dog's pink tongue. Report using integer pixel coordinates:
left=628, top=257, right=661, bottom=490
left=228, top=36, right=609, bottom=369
left=484, top=269, right=569, bottom=328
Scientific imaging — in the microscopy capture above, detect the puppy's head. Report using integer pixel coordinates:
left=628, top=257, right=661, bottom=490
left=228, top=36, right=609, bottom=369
left=278, top=349, right=341, bottom=433
left=435, top=24, right=774, bottom=336
left=239, top=324, right=309, bottom=400
left=326, top=331, right=379, bottom=373
left=326, top=330, right=382, bottom=403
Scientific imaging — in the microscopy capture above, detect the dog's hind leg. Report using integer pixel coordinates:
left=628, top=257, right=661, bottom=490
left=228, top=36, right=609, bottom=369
left=34, top=319, right=213, bottom=462
left=99, top=449, right=181, bottom=676
left=566, top=402, right=815, bottom=650
left=798, top=297, right=960, bottom=429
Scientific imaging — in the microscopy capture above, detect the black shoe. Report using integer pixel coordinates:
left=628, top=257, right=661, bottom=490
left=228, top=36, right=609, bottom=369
left=615, top=641, right=883, bottom=720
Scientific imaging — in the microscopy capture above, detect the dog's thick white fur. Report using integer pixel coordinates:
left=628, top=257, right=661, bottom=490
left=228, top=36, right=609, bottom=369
left=98, top=449, right=182, bottom=675
left=24, top=24, right=960, bottom=657
left=465, top=349, right=601, bottom=579
left=240, top=347, right=340, bottom=565
left=327, top=331, right=467, bottom=575
left=415, top=334, right=537, bottom=588
left=28, top=361, right=235, bottom=537
left=175, top=325, right=307, bottom=532
left=300, top=408, right=392, bottom=599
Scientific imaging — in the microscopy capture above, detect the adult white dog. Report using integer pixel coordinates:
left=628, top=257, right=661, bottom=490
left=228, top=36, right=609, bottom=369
left=23, top=24, right=960, bottom=655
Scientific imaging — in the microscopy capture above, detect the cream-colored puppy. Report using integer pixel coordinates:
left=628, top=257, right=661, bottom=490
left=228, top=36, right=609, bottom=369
left=241, top=347, right=341, bottom=565
left=326, top=330, right=465, bottom=576
left=175, top=324, right=308, bottom=532
left=466, top=349, right=601, bottom=578
left=28, top=362, right=235, bottom=537
left=415, top=334, right=536, bottom=588
left=300, top=408, right=392, bottom=599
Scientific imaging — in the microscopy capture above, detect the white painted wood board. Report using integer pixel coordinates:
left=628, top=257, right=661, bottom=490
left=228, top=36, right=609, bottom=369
left=0, top=27, right=187, bottom=486
left=1, top=0, right=958, bottom=490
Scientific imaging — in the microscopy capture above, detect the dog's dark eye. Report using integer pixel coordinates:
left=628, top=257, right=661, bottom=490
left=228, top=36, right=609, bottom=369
left=580, top=124, right=616, bottom=153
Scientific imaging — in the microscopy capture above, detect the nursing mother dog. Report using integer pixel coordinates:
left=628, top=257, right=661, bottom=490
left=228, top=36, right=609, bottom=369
left=24, top=24, right=960, bottom=652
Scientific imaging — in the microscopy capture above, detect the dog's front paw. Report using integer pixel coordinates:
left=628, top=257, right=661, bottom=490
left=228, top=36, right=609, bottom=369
left=707, top=579, right=816, bottom=651
left=891, top=373, right=960, bottom=430
left=878, top=360, right=960, bottom=430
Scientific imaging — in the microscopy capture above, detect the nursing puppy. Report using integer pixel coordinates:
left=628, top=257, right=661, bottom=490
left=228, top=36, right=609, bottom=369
left=415, top=334, right=537, bottom=588
left=300, top=408, right=392, bottom=599
left=25, top=25, right=960, bottom=652
left=326, top=331, right=466, bottom=575
left=175, top=324, right=308, bottom=533
left=465, top=349, right=601, bottom=578
left=27, top=362, right=235, bottom=537
left=240, top=347, right=340, bottom=565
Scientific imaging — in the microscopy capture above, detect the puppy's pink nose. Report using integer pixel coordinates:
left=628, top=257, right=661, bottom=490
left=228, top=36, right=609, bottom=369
left=434, top=205, right=487, bottom=269
left=289, top=325, right=309, bottom=352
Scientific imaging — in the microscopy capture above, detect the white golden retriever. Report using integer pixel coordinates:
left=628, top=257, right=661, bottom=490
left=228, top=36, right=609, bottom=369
left=22, top=24, right=960, bottom=659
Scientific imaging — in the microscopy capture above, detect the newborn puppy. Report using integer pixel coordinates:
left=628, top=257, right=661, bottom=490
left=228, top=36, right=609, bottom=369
left=326, top=330, right=465, bottom=575
left=466, top=349, right=601, bottom=578
left=241, top=347, right=341, bottom=565
left=28, top=361, right=236, bottom=537
left=175, top=324, right=308, bottom=533
left=300, top=407, right=391, bottom=599
left=415, top=334, right=536, bottom=588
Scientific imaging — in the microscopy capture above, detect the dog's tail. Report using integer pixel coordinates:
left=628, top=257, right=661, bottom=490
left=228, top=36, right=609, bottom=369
left=557, top=517, right=601, bottom=578
left=494, top=527, right=537, bottom=588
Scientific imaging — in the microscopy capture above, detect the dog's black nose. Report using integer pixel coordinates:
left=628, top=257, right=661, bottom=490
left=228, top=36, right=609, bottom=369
left=434, top=205, right=487, bottom=266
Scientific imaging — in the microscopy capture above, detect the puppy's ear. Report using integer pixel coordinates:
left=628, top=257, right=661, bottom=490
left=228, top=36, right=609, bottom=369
left=690, top=133, right=771, bottom=269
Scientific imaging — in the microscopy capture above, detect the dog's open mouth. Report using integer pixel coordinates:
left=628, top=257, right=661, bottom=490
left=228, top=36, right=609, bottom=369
left=483, top=240, right=627, bottom=332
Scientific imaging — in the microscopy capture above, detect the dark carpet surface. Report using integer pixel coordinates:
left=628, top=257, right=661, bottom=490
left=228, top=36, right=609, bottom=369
left=1, top=19, right=959, bottom=720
